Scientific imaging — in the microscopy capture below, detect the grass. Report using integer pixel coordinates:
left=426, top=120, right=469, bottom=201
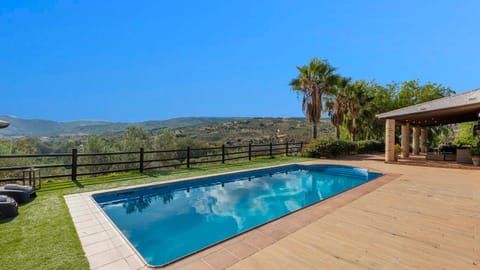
left=0, top=156, right=312, bottom=270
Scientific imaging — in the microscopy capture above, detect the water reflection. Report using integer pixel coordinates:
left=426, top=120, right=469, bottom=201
left=99, top=168, right=372, bottom=266
left=123, top=196, right=152, bottom=214
left=115, top=169, right=364, bottom=225
left=122, top=192, right=174, bottom=214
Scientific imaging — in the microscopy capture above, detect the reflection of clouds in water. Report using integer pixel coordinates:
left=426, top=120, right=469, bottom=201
left=284, top=200, right=301, bottom=212
left=106, top=170, right=346, bottom=233
left=97, top=166, right=373, bottom=266
left=192, top=182, right=262, bottom=230
left=190, top=173, right=307, bottom=230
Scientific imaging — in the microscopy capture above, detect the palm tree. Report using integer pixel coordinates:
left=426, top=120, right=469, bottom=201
left=289, top=58, right=339, bottom=139
left=344, top=81, right=373, bottom=141
left=325, top=77, right=350, bottom=139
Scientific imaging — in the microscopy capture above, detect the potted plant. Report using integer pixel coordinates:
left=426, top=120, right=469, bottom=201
left=394, top=144, right=402, bottom=161
left=467, top=147, right=480, bottom=166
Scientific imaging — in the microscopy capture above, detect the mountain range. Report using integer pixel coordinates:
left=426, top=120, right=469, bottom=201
left=0, top=116, right=248, bottom=138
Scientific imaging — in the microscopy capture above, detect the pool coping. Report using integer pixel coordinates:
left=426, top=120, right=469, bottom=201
left=64, top=162, right=400, bottom=270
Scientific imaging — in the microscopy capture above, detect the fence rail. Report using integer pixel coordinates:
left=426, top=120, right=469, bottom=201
left=0, top=142, right=303, bottom=183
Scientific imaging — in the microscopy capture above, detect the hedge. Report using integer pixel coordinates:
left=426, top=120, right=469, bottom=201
left=303, top=138, right=384, bottom=158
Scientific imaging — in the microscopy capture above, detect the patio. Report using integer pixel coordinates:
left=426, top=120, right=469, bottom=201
left=65, top=155, right=480, bottom=269
left=229, top=157, right=480, bottom=270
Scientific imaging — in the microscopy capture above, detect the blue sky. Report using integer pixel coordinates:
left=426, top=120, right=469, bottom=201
left=1, top=0, right=479, bottom=122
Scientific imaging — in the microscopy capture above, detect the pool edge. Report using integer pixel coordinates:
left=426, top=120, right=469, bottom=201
left=65, top=162, right=399, bottom=269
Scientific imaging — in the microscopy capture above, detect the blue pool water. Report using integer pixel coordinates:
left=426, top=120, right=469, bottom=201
left=93, top=164, right=381, bottom=266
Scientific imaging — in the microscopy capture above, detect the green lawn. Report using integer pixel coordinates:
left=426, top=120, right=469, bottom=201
left=0, top=156, right=312, bottom=270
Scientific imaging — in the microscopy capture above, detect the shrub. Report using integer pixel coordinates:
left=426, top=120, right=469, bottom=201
left=394, top=144, right=402, bottom=157
left=303, top=137, right=357, bottom=158
left=356, top=140, right=384, bottom=154
left=467, top=147, right=480, bottom=157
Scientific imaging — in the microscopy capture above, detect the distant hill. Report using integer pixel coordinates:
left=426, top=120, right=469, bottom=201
left=170, top=117, right=334, bottom=145
left=0, top=116, right=247, bottom=138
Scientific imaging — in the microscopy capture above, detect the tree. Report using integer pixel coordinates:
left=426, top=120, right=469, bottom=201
left=396, top=80, right=455, bottom=108
left=343, top=81, right=373, bottom=141
left=454, top=122, right=480, bottom=147
left=176, top=137, right=209, bottom=164
left=120, top=126, right=152, bottom=151
left=153, top=129, right=177, bottom=151
left=116, top=126, right=152, bottom=170
left=362, top=82, right=397, bottom=140
left=289, top=58, right=339, bottom=139
left=152, top=129, right=178, bottom=167
left=325, top=77, right=350, bottom=139
left=84, top=135, right=115, bottom=173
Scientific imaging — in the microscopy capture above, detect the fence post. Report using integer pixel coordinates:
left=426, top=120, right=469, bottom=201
left=300, top=142, right=303, bottom=153
left=71, top=148, right=78, bottom=181
left=248, top=143, right=252, bottom=160
left=186, top=147, right=191, bottom=168
left=285, top=142, right=289, bottom=156
left=139, top=147, right=144, bottom=173
left=222, top=144, right=225, bottom=164
left=269, top=142, right=273, bottom=158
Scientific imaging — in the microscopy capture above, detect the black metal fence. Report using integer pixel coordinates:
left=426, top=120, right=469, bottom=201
left=0, top=142, right=304, bottom=183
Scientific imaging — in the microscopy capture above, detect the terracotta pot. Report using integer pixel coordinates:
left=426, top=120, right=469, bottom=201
left=472, top=156, right=480, bottom=166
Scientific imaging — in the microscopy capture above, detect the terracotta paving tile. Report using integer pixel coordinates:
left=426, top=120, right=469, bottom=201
left=216, top=233, right=247, bottom=248
left=177, top=260, right=214, bottom=270
left=225, top=242, right=258, bottom=260
left=307, top=205, right=335, bottom=218
left=202, top=249, right=238, bottom=270
left=337, top=191, right=361, bottom=200
left=325, top=197, right=349, bottom=207
left=279, top=219, right=304, bottom=233
left=265, top=217, right=299, bottom=234
left=243, top=232, right=277, bottom=250
left=164, top=250, right=210, bottom=269
left=289, top=211, right=317, bottom=225
left=270, top=228, right=292, bottom=240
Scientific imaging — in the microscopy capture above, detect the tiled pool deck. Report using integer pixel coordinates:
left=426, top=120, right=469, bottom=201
left=65, top=159, right=480, bottom=269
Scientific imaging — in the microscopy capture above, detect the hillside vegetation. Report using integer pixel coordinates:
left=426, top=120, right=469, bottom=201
left=171, top=118, right=333, bottom=145
left=0, top=116, right=246, bottom=138
left=0, top=117, right=334, bottom=157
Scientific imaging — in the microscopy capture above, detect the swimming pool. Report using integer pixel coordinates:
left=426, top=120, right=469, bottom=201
left=93, top=164, right=381, bottom=267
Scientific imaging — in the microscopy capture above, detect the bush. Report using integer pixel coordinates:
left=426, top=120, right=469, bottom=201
left=303, top=137, right=357, bottom=158
left=394, top=144, right=402, bottom=158
left=467, top=147, right=480, bottom=156
left=356, top=140, right=384, bottom=154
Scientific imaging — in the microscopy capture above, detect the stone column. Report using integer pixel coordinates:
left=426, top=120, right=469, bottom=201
left=412, top=127, right=420, bottom=155
left=420, top=127, right=428, bottom=153
left=385, top=119, right=395, bottom=162
left=401, top=123, right=410, bottom=158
